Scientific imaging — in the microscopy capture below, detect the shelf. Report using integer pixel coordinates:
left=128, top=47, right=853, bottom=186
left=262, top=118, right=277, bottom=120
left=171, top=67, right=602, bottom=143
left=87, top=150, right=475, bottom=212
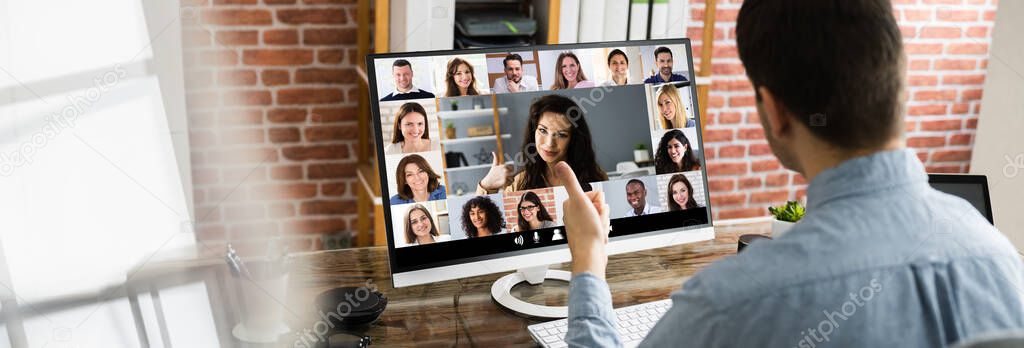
left=445, top=163, right=491, bottom=173
left=441, top=133, right=510, bottom=145
left=438, top=107, right=508, bottom=120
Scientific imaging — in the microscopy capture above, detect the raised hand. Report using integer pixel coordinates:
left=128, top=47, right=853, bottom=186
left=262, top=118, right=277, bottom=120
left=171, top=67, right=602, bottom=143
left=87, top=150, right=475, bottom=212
left=479, top=152, right=514, bottom=191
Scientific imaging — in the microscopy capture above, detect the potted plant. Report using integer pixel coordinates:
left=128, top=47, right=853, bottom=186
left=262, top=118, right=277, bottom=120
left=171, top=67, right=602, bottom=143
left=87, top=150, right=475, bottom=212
left=768, top=201, right=805, bottom=237
left=633, top=143, right=650, bottom=162
left=450, top=99, right=459, bottom=111
left=445, top=121, right=456, bottom=139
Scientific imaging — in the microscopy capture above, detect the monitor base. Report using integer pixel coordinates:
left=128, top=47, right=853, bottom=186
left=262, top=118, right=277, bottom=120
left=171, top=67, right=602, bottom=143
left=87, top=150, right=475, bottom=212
left=491, top=265, right=571, bottom=319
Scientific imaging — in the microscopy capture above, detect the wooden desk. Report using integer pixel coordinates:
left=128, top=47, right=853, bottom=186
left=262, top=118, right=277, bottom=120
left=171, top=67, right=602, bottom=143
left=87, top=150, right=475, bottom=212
left=280, top=220, right=770, bottom=346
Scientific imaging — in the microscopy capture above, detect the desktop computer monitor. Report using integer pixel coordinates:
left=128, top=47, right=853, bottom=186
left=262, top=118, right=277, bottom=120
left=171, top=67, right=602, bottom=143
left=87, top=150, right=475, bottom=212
left=367, top=39, right=714, bottom=316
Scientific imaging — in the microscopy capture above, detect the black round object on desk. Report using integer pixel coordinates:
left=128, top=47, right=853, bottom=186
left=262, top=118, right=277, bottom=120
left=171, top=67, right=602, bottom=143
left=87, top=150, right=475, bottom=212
left=738, top=234, right=772, bottom=253
left=314, top=287, right=388, bottom=328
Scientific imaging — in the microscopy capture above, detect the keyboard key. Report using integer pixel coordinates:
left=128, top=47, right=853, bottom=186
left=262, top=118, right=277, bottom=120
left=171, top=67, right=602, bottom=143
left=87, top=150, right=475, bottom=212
left=555, top=321, right=566, bottom=327
left=551, top=343, right=568, bottom=348
left=558, top=327, right=567, bottom=333
left=543, top=336, right=559, bottom=343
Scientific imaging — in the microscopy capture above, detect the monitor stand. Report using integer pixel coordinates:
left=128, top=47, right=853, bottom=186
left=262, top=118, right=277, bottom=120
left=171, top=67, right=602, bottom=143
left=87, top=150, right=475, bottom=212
left=490, top=265, right=572, bottom=318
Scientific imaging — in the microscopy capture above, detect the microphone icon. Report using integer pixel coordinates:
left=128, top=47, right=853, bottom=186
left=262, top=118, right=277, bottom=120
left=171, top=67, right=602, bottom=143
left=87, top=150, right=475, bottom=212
left=514, top=234, right=524, bottom=246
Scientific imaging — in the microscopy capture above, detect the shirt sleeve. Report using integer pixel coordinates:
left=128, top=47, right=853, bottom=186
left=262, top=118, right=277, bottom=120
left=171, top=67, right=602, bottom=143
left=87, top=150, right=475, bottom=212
left=567, top=272, right=623, bottom=348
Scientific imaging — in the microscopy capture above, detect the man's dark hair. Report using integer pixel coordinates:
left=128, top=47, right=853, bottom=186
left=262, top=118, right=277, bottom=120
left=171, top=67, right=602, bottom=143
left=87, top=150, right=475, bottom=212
left=607, top=49, right=628, bottom=65
left=393, top=59, right=412, bottom=68
left=626, top=179, right=645, bottom=190
left=736, top=0, right=905, bottom=149
left=503, top=54, right=523, bottom=69
left=653, top=47, right=673, bottom=59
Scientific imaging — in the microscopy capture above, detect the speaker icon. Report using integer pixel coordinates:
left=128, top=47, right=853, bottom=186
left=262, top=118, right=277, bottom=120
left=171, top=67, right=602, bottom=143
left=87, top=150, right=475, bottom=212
left=514, top=234, right=524, bottom=246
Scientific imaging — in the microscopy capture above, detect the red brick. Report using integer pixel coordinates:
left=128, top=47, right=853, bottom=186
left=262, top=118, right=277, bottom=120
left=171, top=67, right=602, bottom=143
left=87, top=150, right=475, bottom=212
left=751, top=190, right=789, bottom=204
left=282, top=145, right=350, bottom=160
left=220, top=128, right=265, bottom=145
left=277, top=9, right=347, bottom=24
left=936, top=8, right=979, bottom=22
left=200, top=50, right=239, bottom=66
left=711, top=193, right=746, bottom=207
left=311, top=107, right=358, bottom=123
left=318, top=49, right=346, bottom=64
left=935, top=59, right=976, bottom=70
left=281, top=218, right=347, bottom=235
left=905, top=43, right=943, bottom=55
left=765, top=173, right=789, bottom=187
left=907, top=104, right=947, bottom=116
left=907, top=136, right=946, bottom=148
left=947, top=43, right=988, bottom=55
left=961, top=88, right=983, bottom=101
left=932, top=150, right=972, bottom=162
left=243, top=49, right=313, bottom=66
left=751, top=159, right=781, bottom=172
left=920, top=120, right=962, bottom=131
left=278, top=88, right=344, bottom=104
left=263, top=29, right=299, bottom=45
left=950, top=133, right=972, bottom=145
left=707, top=162, right=747, bottom=176
left=295, top=68, right=358, bottom=84
left=305, top=125, right=358, bottom=142
left=304, top=28, right=356, bottom=45
left=269, top=127, right=301, bottom=143
left=261, top=70, right=290, bottom=86
left=920, top=26, right=962, bottom=39
left=308, top=163, right=357, bottom=179
left=707, top=178, right=736, bottom=192
left=748, top=143, right=772, bottom=156
left=201, top=9, right=272, bottom=25
left=913, top=90, right=957, bottom=101
left=718, top=208, right=766, bottom=220
left=738, top=128, right=765, bottom=140
left=702, top=129, right=733, bottom=143
left=718, top=145, right=745, bottom=158
left=268, top=108, right=307, bottom=123
left=739, top=177, right=762, bottom=189
left=908, top=75, right=938, bottom=86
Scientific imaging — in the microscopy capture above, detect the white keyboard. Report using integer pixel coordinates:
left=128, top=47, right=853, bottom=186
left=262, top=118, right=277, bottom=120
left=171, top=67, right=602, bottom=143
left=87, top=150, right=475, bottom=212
left=527, top=299, right=671, bottom=348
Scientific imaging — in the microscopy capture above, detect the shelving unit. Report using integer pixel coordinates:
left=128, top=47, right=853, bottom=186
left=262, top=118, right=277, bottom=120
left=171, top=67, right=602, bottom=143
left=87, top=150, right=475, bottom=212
left=355, top=0, right=719, bottom=246
left=444, top=163, right=492, bottom=173
left=441, top=134, right=511, bottom=145
left=439, top=107, right=509, bottom=120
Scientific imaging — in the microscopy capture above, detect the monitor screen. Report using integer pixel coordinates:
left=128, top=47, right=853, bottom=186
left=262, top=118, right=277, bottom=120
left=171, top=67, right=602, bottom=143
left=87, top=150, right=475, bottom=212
left=368, top=40, right=712, bottom=274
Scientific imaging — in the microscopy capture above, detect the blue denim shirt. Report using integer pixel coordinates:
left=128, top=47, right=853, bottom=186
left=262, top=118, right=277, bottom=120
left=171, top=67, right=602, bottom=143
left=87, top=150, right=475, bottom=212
left=568, top=149, right=1024, bottom=347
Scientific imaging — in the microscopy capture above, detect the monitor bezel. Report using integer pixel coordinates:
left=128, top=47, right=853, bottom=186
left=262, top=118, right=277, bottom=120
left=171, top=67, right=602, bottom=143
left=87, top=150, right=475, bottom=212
left=365, top=38, right=714, bottom=285
left=927, top=174, right=994, bottom=223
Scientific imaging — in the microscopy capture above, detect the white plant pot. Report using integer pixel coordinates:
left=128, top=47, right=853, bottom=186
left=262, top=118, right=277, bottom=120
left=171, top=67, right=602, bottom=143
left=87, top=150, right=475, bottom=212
left=634, top=149, right=650, bottom=162
left=772, top=219, right=795, bottom=238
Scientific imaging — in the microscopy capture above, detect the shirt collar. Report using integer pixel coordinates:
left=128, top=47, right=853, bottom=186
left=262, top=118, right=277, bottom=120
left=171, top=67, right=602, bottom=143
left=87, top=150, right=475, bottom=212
left=806, top=148, right=928, bottom=210
left=394, top=84, right=419, bottom=95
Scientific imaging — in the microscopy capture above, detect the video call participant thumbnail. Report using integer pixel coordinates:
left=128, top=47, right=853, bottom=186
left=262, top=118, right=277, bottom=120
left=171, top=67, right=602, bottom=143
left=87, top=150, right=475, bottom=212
left=461, top=196, right=507, bottom=238
left=625, top=179, right=663, bottom=217
left=493, top=54, right=539, bottom=93
left=666, top=174, right=700, bottom=211
left=444, top=57, right=485, bottom=97
left=655, top=84, right=695, bottom=129
left=384, top=102, right=440, bottom=155
left=403, top=204, right=450, bottom=246
left=389, top=154, right=447, bottom=204
left=478, top=95, right=608, bottom=194
left=601, top=49, right=630, bottom=87
left=515, top=191, right=557, bottom=232
left=549, top=52, right=596, bottom=90
left=644, top=46, right=690, bottom=84
left=655, top=129, right=702, bottom=174
left=380, top=59, right=435, bottom=101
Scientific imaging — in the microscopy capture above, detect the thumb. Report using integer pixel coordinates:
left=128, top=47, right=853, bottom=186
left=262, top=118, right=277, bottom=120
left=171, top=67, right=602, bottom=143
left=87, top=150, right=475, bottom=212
left=553, top=161, right=585, bottom=200
left=491, top=152, right=499, bottom=166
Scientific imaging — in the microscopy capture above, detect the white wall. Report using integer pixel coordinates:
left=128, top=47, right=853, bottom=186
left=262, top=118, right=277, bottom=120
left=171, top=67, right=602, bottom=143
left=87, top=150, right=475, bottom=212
left=971, top=0, right=1024, bottom=248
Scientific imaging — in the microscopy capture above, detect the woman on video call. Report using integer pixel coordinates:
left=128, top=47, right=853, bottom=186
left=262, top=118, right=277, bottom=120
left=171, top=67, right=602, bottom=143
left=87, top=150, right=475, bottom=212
left=389, top=154, right=447, bottom=204
left=549, top=52, right=596, bottom=90
left=656, top=84, right=695, bottom=129
left=444, top=57, right=482, bottom=97
left=478, top=95, right=608, bottom=194
left=667, top=174, right=700, bottom=211
left=515, top=191, right=557, bottom=232
left=384, top=102, right=440, bottom=154
left=461, top=196, right=506, bottom=238
left=404, top=204, right=450, bottom=246
left=655, top=129, right=701, bottom=174
left=601, top=49, right=630, bottom=87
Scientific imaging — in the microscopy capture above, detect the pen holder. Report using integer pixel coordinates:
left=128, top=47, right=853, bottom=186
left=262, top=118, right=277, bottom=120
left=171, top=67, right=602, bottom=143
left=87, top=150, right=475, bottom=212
left=231, top=260, right=291, bottom=343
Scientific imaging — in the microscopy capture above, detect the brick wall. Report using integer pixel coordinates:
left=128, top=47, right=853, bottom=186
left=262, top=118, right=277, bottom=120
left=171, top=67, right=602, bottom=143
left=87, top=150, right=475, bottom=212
left=502, top=188, right=559, bottom=231
left=180, top=0, right=361, bottom=253
left=687, top=0, right=997, bottom=220
left=179, top=0, right=997, bottom=252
